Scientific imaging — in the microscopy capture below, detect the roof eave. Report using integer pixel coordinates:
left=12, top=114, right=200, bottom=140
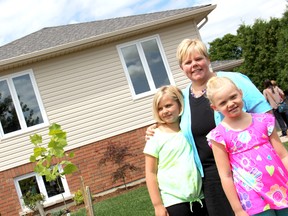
left=0, top=4, right=216, bottom=71
left=213, top=59, right=244, bottom=71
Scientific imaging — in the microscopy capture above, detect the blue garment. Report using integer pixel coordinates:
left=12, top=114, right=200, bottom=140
left=180, top=71, right=272, bottom=177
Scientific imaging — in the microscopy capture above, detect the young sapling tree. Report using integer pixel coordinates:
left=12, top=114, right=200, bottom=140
left=29, top=123, right=78, bottom=215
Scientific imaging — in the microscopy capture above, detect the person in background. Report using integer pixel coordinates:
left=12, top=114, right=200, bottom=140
left=263, top=79, right=288, bottom=137
left=271, top=80, right=286, bottom=101
left=146, top=38, right=271, bottom=216
left=206, top=76, right=288, bottom=216
left=144, top=85, right=207, bottom=216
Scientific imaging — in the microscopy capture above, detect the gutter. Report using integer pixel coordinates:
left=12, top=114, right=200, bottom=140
left=197, top=17, right=208, bottom=30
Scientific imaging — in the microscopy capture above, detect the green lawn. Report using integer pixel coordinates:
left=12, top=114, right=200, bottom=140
left=71, top=185, right=154, bottom=216
left=70, top=141, right=288, bottom=216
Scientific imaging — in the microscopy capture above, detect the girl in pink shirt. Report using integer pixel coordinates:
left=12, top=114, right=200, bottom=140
left=206, top=77, right=288, bottom=216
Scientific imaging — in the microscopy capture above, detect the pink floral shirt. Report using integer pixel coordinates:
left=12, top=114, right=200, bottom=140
left=207, top=113, right=288, bottom=215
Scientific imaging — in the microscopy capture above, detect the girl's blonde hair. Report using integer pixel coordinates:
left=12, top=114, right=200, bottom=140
left=152, top=85, right=184, bottom=123
left=206, top=77, right=239, bottom=103
left=176, top=38, right=209, bottom=66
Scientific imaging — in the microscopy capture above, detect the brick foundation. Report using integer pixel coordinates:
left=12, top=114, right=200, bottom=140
left=0, top=126, right=147, bottom=215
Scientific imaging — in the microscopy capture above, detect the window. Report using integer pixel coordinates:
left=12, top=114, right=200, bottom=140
left=117, top=35, right=174, bottom=99
left=14, top=168, right=71, bottom=210
left=0, top=70, right=48, bottom=138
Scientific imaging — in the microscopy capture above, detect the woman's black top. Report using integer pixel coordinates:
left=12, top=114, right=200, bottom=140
left=189, top=93, right=216, bottom=172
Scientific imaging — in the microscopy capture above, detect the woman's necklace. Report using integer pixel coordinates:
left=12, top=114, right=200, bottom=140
left=191, top=88, right=206, bottom=98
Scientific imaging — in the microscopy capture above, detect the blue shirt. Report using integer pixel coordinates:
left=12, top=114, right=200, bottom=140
left=180, top=71, right=272, bottom=177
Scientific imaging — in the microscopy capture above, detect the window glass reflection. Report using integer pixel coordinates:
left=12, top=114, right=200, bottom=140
left=121, top=45, right=150, bottom=94
left=0, top=80, right=21, bottom=134
left=43, top=176, right=64, bottom=198
left=19, top=176, right=40, bottom=196
left=13, top=74, right=43, bottom=127
left=142, top=39, right=170, bottom=88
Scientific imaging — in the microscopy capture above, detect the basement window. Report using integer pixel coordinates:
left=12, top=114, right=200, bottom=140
left=14, top=167, right=71, bottom=211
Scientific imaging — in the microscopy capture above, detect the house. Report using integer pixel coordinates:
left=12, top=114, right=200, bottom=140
left=0, top=4, right=218, bottom=215
left=211, top=59, right=244, bottom=71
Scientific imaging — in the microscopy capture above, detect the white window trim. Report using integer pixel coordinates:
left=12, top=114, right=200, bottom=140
left=117, top=35, right=175, bottom=100
left=14, top=167, right=71, bottom=211
left=0, top=69, right=49, bottom=139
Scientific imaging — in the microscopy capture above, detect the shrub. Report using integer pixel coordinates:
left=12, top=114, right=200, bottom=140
left=73, top=190, right=84, bottom=205
left=98, top=140, right=141, bottom=189
left=22, top=191, right=45, bottom=211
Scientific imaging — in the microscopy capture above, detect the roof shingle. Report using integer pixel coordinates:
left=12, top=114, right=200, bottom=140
left=0, top=4, right=211, bottom=61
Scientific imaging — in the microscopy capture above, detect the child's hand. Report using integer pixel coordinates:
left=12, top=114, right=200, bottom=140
left=154, top=204, right=169, bottom=216
left=235, top=209, right=249, bottom=216
left=145, top=124, right=157, bottom=141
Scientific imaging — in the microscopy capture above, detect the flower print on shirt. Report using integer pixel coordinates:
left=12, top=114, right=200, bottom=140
left=238, top=131, right=252, bottom=144
left=207, top=113, right=288, bottom=215
left=266, top=184, right=288, bottom=207
left=239, top=192, right=252, bottom=211
left=233, top=166, right=263, bottom=192
left=238, top=152, right=256, bottom=169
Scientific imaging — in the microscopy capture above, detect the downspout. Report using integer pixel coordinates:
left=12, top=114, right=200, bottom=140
left=197, top=17, right=208, bottom=30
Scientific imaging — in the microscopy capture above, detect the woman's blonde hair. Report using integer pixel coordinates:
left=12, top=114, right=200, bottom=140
left=176, top=38, right=209, bottom=66
left=152, top=85, right=184, bottom=123
left=206, top=77, right=239, bottom=103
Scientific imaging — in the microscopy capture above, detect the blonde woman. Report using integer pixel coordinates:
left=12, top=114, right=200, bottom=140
left=146, top=39, right=271, bottom=216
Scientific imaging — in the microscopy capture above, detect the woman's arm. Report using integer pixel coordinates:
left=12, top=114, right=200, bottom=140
left=276, top=86, right=285, bottom=100
left=211, top=141, right=249, bottom=216
left=262, top=90, right=273, bottom=114
left=269, top=128, right=288, bottom=171
left=145, top=154, right=168, bottom=216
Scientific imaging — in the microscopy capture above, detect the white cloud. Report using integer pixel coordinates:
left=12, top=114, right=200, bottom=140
left=200, top=0, right=287, bottom=44
left=0, top=0, right=286, bottom=46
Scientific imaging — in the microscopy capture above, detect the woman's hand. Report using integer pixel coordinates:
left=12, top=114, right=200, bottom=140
left=145, top=124, right=157, bottom=141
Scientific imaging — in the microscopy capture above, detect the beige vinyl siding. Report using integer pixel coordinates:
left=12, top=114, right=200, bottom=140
left=0, top=20, right=200, bottom=171
left=159, top=20, right=200, bottom=89
left=0, top=127, right=48, bottom=170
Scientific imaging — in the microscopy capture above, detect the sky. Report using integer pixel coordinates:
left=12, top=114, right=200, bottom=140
left=0, top=0, right=287, bottom=47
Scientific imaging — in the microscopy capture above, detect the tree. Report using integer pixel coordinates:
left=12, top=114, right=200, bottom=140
left=237, top=18, right=281, bottom=90
left=275, top=6, right=288, bottom=91
left=207, top=7, right=288, bottom=92
left=22, top=191, right=45, bottom=214
left=98, top=140, right=140, bottom=189
left=29, top=123, right=78, bottom=215
left=209, top=33, right=242, bottom=61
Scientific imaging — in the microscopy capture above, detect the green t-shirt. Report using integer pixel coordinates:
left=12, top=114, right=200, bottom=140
left=144, top=129, right=203, bottom=207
